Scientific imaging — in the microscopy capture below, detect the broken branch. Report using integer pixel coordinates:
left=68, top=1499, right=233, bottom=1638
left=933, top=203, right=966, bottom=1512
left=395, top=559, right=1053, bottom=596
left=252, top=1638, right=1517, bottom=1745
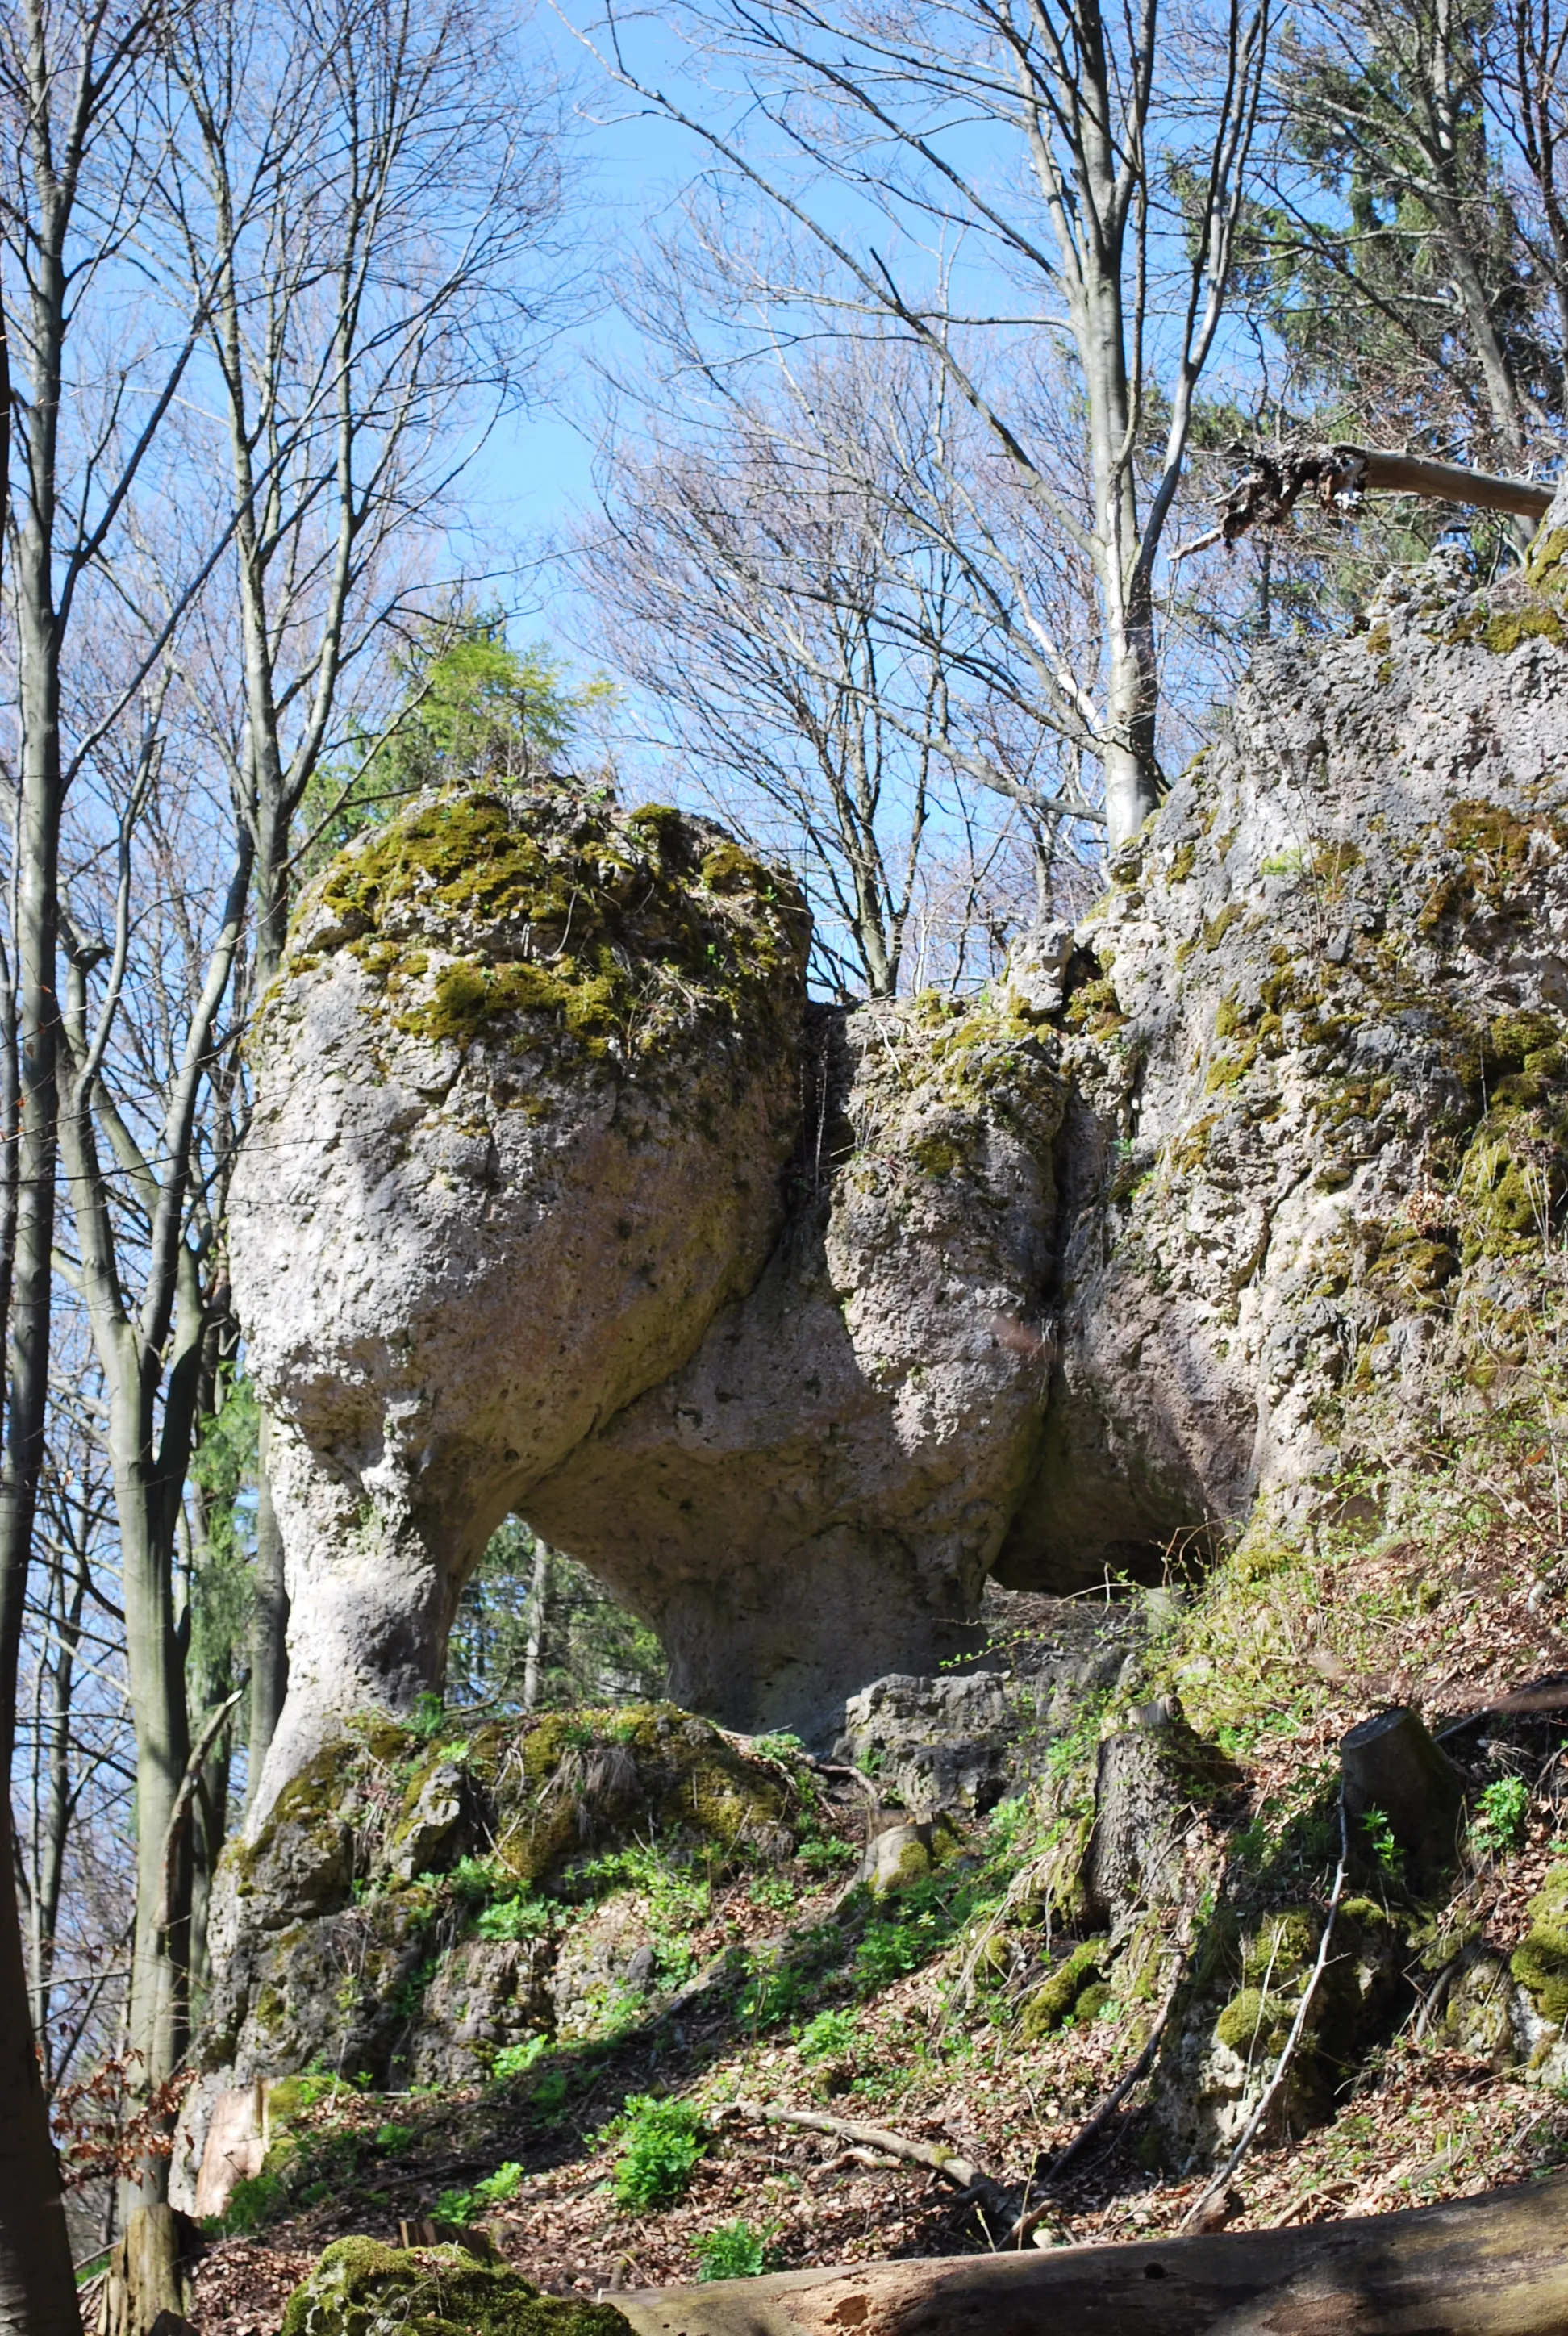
left=724, top=2101, right=1019, bottom=2230
left=1006, top=1944, right=1190, bottom=2247
left=153, top=1680, right=248, bottom=1936
left=1174, top=442, right=1553, bottom=561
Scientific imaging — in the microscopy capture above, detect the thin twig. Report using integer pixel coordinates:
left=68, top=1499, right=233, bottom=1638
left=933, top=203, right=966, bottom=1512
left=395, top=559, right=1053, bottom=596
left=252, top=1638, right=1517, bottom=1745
left=154, top=1680, right=248, bottom=1935
left=725, top=2100, right=1019, bottom=2230
left=1006, top=1943, right=1191, bottom=2247
left=1180, top=1796, right=1350, bottom=2231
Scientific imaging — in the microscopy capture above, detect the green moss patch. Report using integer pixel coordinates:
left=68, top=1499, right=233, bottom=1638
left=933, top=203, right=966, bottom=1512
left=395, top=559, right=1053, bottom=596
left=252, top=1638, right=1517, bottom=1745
left=1449, top=596, right=1567, bottom=655
left=289, top=787, right=809, bottom=1067
left=1512, top=1869, right=1568, bottom=2023
left=281, top=2238, right=631, bottom=2336
left=1021, top=1935, right=1107, bottom=2041
left=1419, top=799, right=1566, bottom=932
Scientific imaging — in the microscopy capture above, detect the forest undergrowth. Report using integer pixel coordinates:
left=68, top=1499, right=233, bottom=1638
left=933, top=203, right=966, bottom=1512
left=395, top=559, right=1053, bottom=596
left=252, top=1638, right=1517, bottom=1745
left=175, top=1283, right=1568, bottom=2336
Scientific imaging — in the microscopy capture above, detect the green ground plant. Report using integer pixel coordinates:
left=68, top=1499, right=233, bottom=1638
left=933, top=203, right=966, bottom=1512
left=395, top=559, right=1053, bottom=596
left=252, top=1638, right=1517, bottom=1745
left=600, top=2096, right=708, bottom=2209
left=492, top=2038, right=551, bottom=2082
left=1471, top=1776, right=1531, bottom=1857
left=797, top=2009, right=857, bottom=2060
left=435, top=2162, right=527, bottom=2222
left=1359, top=1806, right=1406, bottom=1885
left=693, top=2221, right=776, bottom=2281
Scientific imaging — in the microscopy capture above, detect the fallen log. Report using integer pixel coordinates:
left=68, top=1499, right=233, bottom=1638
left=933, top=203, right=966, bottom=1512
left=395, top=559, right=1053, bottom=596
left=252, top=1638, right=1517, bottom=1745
left=612, top=2169, right=1568, bottom=2336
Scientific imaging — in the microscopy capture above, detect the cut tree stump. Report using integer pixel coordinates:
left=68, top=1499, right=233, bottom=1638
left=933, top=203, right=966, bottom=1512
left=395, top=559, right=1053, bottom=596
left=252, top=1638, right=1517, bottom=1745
left=99, top=2206, right=198, bottom=2336
left=612, top=2171, right=1568, bottom=2336
left=1340, top=1706, right=1464, bottom=1886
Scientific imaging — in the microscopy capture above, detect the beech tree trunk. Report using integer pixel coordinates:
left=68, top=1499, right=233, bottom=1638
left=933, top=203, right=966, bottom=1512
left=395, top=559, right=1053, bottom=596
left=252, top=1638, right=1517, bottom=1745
left=615, top=2171, right=1568, bottom=2336
left=0, top=1797, right=80, bottom=2336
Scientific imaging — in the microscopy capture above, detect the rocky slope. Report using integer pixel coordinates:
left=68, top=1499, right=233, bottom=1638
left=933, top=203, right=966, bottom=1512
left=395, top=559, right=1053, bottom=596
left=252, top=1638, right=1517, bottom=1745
left=173, top=507, right=1568, bottom=2336
left=173, top=1539, right=1568, bottom=2330
left=231, top=512, right=1568, bottom=1812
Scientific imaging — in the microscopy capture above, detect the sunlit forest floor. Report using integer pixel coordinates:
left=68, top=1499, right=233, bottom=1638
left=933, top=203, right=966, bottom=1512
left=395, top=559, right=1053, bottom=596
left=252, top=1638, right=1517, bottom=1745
left=181, top=1502, right=1568, bottom=2335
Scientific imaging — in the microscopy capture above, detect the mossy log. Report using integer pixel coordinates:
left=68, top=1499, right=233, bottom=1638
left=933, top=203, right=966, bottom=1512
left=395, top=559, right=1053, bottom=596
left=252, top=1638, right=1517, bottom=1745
left=615, top=2173, right=1568, bottom=2336
left=1340, top=1705, right=1463, bottom=1885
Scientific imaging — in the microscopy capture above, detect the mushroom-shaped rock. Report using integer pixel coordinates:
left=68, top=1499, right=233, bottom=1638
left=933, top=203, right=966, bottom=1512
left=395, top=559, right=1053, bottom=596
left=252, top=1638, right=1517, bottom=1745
left=231, top=786, right=809, bottom=1813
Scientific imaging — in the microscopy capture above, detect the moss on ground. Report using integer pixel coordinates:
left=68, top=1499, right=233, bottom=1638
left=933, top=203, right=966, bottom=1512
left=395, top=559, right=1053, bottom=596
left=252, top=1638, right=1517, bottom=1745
left=281, top=2238, right=631, bottom=2336
left=1213, top=1985, right=1293, bottom=2056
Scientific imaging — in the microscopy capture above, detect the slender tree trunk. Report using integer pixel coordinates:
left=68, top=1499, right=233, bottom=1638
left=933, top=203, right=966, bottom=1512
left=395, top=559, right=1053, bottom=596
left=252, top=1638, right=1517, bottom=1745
left=523, top=1537, right=548, bottom=1712
left=119, top=1476, right=191, bottom=2215
left=0, top=713, right=61, bottom=1768
left=60, top=828, right=251, bottom=2220
left=31, top=1543, right=85, bottom=2071
left=189, top=1739, right=229, bottom=2009
left=0, top=109, right=81, bottom=2330
left=0, top=1798, right=80, bottom=2336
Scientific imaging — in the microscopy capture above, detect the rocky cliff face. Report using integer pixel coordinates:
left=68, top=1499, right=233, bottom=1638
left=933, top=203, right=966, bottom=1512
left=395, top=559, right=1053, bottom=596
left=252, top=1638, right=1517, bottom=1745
left=1000, top=531, right=1568, bottom=1587
left=231, top=520, right=1568, bottom=1804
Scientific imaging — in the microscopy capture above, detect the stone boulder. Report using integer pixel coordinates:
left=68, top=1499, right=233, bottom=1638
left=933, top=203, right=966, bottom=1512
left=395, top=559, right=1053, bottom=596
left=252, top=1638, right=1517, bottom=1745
left=231, top=786, right=810, bottom=1810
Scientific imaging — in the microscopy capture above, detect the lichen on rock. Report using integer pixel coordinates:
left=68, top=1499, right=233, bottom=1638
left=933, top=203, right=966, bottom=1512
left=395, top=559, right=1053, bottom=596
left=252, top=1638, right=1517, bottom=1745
left=231, top=785, right=811, bottom=1811
left=198, top=1700, right=805, bottom=2101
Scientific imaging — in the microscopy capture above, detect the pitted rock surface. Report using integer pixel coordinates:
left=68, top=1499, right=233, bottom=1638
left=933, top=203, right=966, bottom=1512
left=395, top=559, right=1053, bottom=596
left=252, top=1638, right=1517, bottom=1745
left=231, top=788, right=810, bottom=1809
left=231, top=516, right=1568, bottom=1800
left=999, top=530, right=1568, bottom=1587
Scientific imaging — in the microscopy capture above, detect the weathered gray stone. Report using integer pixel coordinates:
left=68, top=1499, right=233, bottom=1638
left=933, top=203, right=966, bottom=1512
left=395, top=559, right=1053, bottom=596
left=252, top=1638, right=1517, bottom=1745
left=231, top=528, right=1568, bottom=1807
left=837, top=1674, right=1013, bottom=1817
left=999, top=540, right=1568, bottom=1587
left=231, top=789, right=810, bottom=1813
left=523, top=996, right=1064, bottom=1738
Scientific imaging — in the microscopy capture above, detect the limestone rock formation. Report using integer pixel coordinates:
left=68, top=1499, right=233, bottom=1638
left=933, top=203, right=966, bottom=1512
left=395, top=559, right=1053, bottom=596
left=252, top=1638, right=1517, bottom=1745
left=997, top=528, right=1568, bottom=1587
left=523, top=995, right=1064, bottom=1734
left=185, top=1702, right=803, bottom=2133
left=231, top=788, right=810, bottom=1808
left=231, top=515, right=1568, bottom=1807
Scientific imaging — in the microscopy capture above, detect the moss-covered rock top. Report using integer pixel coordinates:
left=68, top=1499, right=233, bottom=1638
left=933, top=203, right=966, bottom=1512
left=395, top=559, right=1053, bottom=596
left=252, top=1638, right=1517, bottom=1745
left=206, top=1700, right=824, bottom=2090
left=281, top=2238, right=632, bottom=2336
left=286, top=786, right=811, bottom=1066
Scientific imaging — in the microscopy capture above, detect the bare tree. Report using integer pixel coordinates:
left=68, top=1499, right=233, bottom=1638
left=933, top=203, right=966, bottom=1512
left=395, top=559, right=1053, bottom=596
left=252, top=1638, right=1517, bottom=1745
left=1496, top=0, right=1568, bottom=425
left=54, top=645, right=252, bottom=2217
left=0, top=0, right=199, bottom=2309
left=157, top=0, right=573, bottom=1787
left=586, top=348, right=955, bottom=995
left=575, top=0, right=1269, bottom=848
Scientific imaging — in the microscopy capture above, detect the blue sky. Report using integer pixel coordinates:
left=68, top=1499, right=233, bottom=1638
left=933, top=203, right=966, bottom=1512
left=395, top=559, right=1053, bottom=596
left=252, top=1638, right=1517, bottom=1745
left=457, top=6, right=709, bottom=643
